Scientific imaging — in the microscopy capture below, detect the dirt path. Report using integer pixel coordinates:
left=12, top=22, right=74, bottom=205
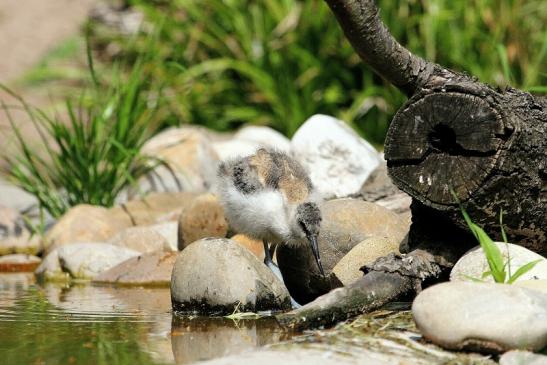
left=0, top=0, right=97, bottom=167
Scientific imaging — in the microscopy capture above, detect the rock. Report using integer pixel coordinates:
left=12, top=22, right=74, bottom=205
left=94, top=251, right=177, bottom=286
left=277, top=198, right=408, bottom=304
left=291, top=114, right=381, bottom=198
left=171, top=238, right=291, bottom=314
left=44, top=205, right=132, bottom=253
left=0, top=178, right=38, bottom=212
left=178, top=194, right=228, bottom=250
left=450, top=242, right=547, bottom=283
left=198, top=349, right=394, bottom=365
left=514, top=279, right=547, bottom=294
left=332, top=237, right=400, bottom=286
left=0, top=206, right=41, bottom=255
left=234, top=126, right=291, bottom=152
left=374, top=193, right=412, bottom=215
left=231, top=234, right=265, bottom=261
left=212, top=139, right=261, bottom=161
left=412, top=282, right=547, bottom=353
left=359, top=161, right=402, bottom=201
left=0, top=254, right=41, bottom=272
left=109, top=222, right=177, bottom=253
left=113, top=192, right=198, bottom=226
left=35, top=243, right=140, bottom=280
left=499, top=351, right=547, bottom=365
left=135, top=127, right=219, bottom=195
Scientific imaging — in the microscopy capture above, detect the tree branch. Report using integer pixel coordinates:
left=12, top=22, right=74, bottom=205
left=324, top=0, right=437, bottom=95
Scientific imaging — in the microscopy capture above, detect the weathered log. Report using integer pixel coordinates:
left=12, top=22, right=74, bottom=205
left=326, top=0, right=547, bottom=254
left=276, top=249, right=454, bottom=330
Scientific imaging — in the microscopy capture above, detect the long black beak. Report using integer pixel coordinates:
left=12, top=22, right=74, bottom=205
left=308, top=235, right=325, bottom=276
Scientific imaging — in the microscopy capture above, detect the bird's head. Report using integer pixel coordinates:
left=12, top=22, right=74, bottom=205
left=291, top=202, right=325, bottom=276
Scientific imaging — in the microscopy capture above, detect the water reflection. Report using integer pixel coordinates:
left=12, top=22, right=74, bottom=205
left=171, top=316, right=291, bottom=364
left=0, top=274, right=293, bottom=365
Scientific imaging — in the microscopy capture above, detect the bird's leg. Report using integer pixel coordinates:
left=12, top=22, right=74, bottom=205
left=263, top=241, right=301, bottom=309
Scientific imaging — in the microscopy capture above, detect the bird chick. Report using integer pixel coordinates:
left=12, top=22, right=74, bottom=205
left=216, top=148, right=325, bottom=280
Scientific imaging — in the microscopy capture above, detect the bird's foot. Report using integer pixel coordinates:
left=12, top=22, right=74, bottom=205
left=264, top=259, right=301, bottom=309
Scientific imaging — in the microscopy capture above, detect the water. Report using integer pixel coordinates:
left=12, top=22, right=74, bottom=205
left=0, top=273, right=292, bottom=365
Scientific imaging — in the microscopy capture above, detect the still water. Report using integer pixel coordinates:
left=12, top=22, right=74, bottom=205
left=0, top=273, right=293, bottom=365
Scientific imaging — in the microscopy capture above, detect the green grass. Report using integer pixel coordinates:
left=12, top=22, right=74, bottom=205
left=1, top=55, right=161, bottom=218
left=452, top=191, right=541, bottom=284
left=88, top=0, right=546, bottom=145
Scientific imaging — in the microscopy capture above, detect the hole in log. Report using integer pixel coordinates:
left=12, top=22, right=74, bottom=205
left=385, top=92, right=506, bottom=205
left=428, top=124, right=458, bottom=154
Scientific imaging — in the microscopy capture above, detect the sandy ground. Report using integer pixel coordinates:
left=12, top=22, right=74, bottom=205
left=0, top=0, right=97, bottom=167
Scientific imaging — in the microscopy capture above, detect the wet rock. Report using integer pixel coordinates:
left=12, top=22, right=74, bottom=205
left=114, top=192, right=197, bottom=226
left=277, top=198, right=408, bottom=304
left=36, top=243, right=140, bottom=280
left=45, top=205, right=132, bottom=253
left=171, top=238, right=291, bottom=314
left=199, top=349, right=395, bottom=365
left=109, top=222, right=177, bottom=253
left=231, top=234, right=265, bottom=261
left=94, top=251, right=177, bottom=286
left=412, top=282, right=547, bottom=353
left=0, top=206, right=41, bottom=255
left=332, top=236, right=400, bottom=286
left=135, top=127, right=219, bottom=195
left=234, top=126, right=291, bottom=152
left=178, top=194, right=228, bottom=250
left=291, top=114, right=381, bottom=199
left=450, top=242, right=547, bottom=283
left=212, top=139, right=261, bottom=161
left=0, top=254, right=41, bottom=272
left=499, top=350, right=547, bottom=365
left=171, top=317, right=288, bottom=364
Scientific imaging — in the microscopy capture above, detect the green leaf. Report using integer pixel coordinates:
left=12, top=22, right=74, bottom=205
left=507, top=260, right=542, bottom=284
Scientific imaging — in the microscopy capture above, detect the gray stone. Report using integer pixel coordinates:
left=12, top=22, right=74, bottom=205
left=499, top=351, right=547, bottom=365
left=450, top=242, right=547, bottom=283
left=412, top=282, right=547, bottom=353
left=291, top=114, right=381, bottom=199
left=109, top=223, right=177, bottom=253
left=374, top=193, right=412, bottom=215
left=359, top=161, right=401, bottom=201
left=36, top=243, right=140, bottom=280
left=277, top=198, right=408, bottom=303
left=0, top=178, right=38, bottom=212
left=0, top=206, right=41, bottom=255
left=332, top=236, right=400, bottom=286
left=94, top=251, right=177, bottom=286
left=0, top=254, right=41, bottom=272
left=171, top=238, right=291, bottom=314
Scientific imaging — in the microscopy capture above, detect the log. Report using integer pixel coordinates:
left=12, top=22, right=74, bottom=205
left=325, top=0, right=546, bottom=254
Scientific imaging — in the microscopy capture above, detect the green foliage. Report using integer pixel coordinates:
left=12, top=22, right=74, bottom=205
left=89, top=0, right=546, bottom=145
left=452, top=192, right=541, bottom=284
left=2, top=59, right=160, bottom=218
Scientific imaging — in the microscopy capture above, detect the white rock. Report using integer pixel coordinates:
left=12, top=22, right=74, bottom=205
left=212, top=139, right=260, bottom=161
left=450, top=242, right=547, bottom=283
left=291, top=114, right=381, bottom=198
left=0, top=178, right=38, bottom=212
left=109, top=222, right=178, bottom=252
left=499, top=350, right=547, bottom=365
left=412, top=282, right=547, bottom=352
left=36, top=243, right=140, bottom=280
left=234, top=126, right=291, bottom=152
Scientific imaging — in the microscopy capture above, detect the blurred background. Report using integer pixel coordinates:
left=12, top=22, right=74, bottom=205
left=0, top=0, right=545, bottom=214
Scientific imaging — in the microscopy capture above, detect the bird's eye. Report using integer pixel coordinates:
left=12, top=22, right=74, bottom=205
left=298, top=221, right=309, bottom=236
